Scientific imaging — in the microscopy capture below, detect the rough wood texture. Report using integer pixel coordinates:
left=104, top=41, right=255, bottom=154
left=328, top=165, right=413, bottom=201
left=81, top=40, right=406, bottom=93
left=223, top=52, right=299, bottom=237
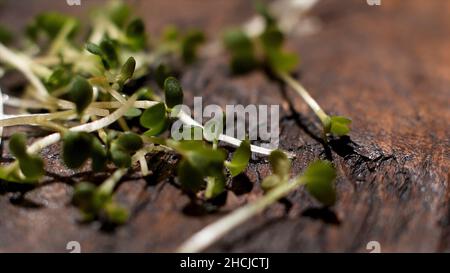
left=0, top=0, right=449, bottom=252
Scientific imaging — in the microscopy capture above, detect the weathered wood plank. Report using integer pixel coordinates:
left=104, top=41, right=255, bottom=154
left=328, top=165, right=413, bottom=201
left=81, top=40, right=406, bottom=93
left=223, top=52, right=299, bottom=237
left=0, top=0, right=448, bottom=252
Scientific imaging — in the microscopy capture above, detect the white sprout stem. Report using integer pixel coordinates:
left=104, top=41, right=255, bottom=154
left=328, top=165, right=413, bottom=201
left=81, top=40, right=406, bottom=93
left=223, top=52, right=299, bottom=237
left=2, top=95, right=110, bottom=117
left=91, top=100, right=159, bottom=109
left=96, top=144, right=156, bottom=196
left=277, top=71, right=329, bottom=124
left=98, top=168, right=128, bottom=195
left=0, top=43, right=50, bottom=102
left=0, top=110, right=76, bottom=127
left=177, top=176, right=305, bottom=253
left=26, top=93, right=138, bottom=154
left=3, top=95, right=52, bottom=109
left=131, top=145, right=155, bottom=177
left=107, top=87, right=127, bottom=103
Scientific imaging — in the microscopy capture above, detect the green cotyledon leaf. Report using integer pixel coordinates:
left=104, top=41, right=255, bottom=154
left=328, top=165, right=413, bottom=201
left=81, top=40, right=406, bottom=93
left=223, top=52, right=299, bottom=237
left=8, top=133, right=45, bottom=181
left=114, top=132, right=143, bottom=152
left=164, top=77, right=184, bottom=109
left=177, top=159, right=205, bottom=193
left=62, top=131, right=93, bottom=169
left=205, top=171, right=226, bottom=199
left=329, top=116, right=352, bottom=137
left=9, top=133, right=28, bottom=159
left=68, top=76, right=93, bottom=115
left=261, top=150, right=290, bottom=192
left=19, top=155, right=45, bottom=180
left=181, top=29, right=205, bottom=64
left=168, top=140, right=226, bottom=173
left=125, top=18, right=146, bottom=50
left=223, top=29, right=258, bottom=74
left=140, top=102, right=168, bottom=136
left=302, top=160, right=337, bottom=206
left=118, top=57, right=136, bottom=84
left=225, top=139, right=251, bottom=177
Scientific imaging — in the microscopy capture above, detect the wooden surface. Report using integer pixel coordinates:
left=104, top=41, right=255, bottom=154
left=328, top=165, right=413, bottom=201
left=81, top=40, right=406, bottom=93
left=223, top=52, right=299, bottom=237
left=0, top=0, right=449, bottom=252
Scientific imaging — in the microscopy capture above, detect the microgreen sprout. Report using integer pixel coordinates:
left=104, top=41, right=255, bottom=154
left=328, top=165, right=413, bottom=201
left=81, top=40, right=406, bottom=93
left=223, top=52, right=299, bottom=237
left=6, top=133, right=45, bottom=183
left=0, top=0, right=275, bottom=223
left=178, top=151, right=337, bottom=253
left=223, top=2, right=352, bottom=141
left=0, top=0, right=343, bottom=237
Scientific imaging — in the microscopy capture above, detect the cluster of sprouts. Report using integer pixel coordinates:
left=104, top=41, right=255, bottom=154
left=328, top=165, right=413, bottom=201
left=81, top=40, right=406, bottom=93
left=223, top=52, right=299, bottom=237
left=0, top=1, right=350, bottom=251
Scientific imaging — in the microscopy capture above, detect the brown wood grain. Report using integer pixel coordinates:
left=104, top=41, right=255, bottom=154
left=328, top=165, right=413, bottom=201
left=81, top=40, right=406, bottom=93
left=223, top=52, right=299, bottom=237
left=0, top=0, right=449, bottom=252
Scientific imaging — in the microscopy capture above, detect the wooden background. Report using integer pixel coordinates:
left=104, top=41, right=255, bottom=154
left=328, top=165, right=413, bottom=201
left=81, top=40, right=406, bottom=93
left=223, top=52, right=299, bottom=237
left=0, top=0, right=449, bottom=252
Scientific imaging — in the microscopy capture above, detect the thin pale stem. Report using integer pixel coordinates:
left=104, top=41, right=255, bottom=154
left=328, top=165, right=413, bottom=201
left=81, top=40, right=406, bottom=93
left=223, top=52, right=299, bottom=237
left=0, top=110, right=76, bottom=127
left=91, top=101, right=159, bottom=109
left=97, top=144, right=156, bottom=195
left=177, top=176, right=305, bottom=253
left=98, top=168, right=128, bottom=195
left=0, top=43, right=50, bottom=102
left=49, top=19, right=78, bottom=56
left=277, top=71, right=329, bottom=124
left=26, top=92, right=138, bottom=155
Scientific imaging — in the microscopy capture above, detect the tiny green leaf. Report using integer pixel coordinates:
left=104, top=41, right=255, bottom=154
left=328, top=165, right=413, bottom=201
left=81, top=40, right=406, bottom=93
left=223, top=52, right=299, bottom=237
left=169, top=140, right=226, bottom=173
left=46, top=67, right=72, bottom=92
left=100, top=39, right=119, bottom=69
left=68, top=76, right=93, bottom=114
left=91, top=138, right=108, bottom=172
left=224, top=29, right=253, bottom=54
left=34, top=12, right=79, bottom=39
left=205, top=173, right=226, bottom=199
left=9, top=133, right=44, bottom=181
left=261, top=174, right=281, bottom=192
left=140, top=102, right=168, bottom=136
left=106, top=0, right=131, bottom=27
left=267, top=49, right=299, bottom=74
left=118, top=57, right=136, bottom=84
left=62, top=131, right=93, bottom=169
left=162, top=25, right=179, bottom=42
left=302, top=160, right=337, bottom=206
left=126, top=18, right=145, bottom=38
left=9, top=133, right=28, bottom=159
left=260, top=26, right=284, bottom=51
left=225, top=139, right=251, bottom=177
left=125, top=18, right=146, bottom=50
left=181, top=29, right=205, bottom=64
left=178, top=159, right=205, bottom=193
left=124, top=107, right=142, bottom=118
left=329, top=116, right=351, bottom=137
left=103, top=201, right=129, bottom=224
left=155, top=64, right=172, bottom=89
left=223, top=29, right=257, bottom=74
left=164, top=77, right=183, bottom=108
left=19, top=155, right=45, bottom=180
left=230, top=54, right=258, bottom=74
left=115, top=132, right=143, bottom=152
left=110, top=145, right=131, bottom=168
left=269, top=150, right=290, bottom=179
left=86, top=42, right=102, bottom=56
left=73, top=182, right=97, bottom=212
